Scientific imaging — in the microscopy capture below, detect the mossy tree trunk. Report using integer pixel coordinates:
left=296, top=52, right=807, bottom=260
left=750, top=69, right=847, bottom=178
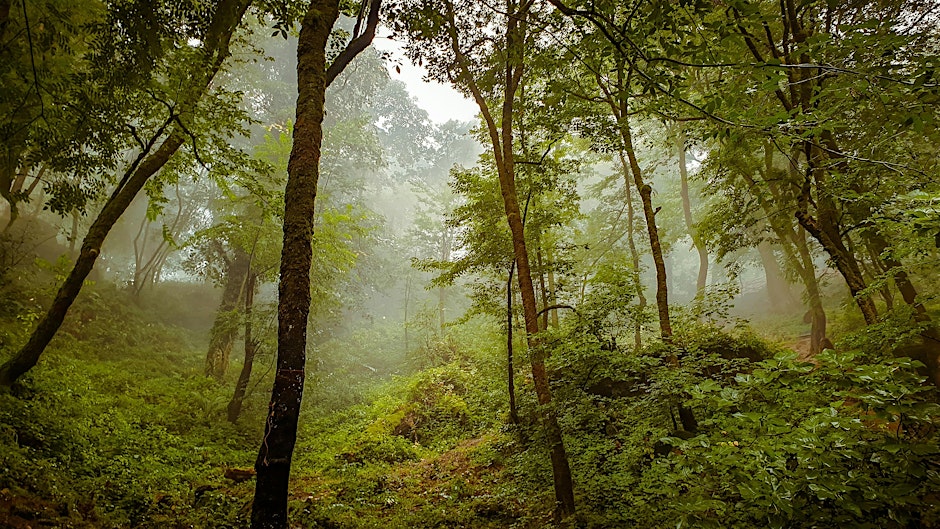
left=251, top=1, right=381, bottom=526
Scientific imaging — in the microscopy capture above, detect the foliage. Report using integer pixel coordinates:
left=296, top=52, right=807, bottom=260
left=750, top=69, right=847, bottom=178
left=533, top=306, right=940, bottom=528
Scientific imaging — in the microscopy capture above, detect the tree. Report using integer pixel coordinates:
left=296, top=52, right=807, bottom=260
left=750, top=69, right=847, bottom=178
left=251, top=0, right=382, bottom=526
left=0, top=0, right=254, bottom=387
left=392, top=0, right=577, bottom=516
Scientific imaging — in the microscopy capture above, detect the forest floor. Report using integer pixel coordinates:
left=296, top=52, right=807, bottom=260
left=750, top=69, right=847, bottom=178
left=3, top=280, right=937, bottom=528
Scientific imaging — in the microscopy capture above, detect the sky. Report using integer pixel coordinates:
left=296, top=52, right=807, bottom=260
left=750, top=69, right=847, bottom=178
left=372, top=34, right=478, bottom=124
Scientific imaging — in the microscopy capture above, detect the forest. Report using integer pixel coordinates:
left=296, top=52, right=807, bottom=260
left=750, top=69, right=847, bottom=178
left=1, top=0, right=939, bottom=527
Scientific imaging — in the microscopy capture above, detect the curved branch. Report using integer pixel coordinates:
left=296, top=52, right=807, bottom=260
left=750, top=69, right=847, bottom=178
left=536, top=304, right=577, bottom=318
left=325, top=0, right=382, bottom=86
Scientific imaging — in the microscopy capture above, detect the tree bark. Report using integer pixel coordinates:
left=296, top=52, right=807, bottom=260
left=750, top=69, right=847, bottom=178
left=742, top=154, right=828, bottom=354
left=537, top=246, right=549, bottom=331
left=793, top=229, right=828, bottom=354
left=795, top=150, right=878, bottom=325
left=545, top=246, right=559, bottom=329
left=757, top=241, right=796, bottom=312
left=621, top=122, right=671, bottom=339
left=0, top=0, right=11, bottom=40
left=206, top=246, right=250, bottom=380
left=438, top=224, right=452, bottom=334
left=604, top=65, right=694, bottom=430
left=0, top=0, right=251, bottom=388
left=251, top=1, right=380, bottom=526
left=867, top=233, right=940, bottom=387
left=251, top=5, right=338, bottom=527
left=228, top=271, right=257, bottom=422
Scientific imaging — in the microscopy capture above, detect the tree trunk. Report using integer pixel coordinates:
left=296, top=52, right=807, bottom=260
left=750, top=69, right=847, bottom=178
left=251, top=4, right=338, bottom=527
left=617, top=91, right=697, bottom=433
left=404, top=268, right=411, bottom=354
left=618, top=152, right=646, bottom=350
left=438, top=225, right=452, bottom=334
left=537, top=246, right=549, bottom=331
left=68, top=210, right=80, bottom=256
left=742, top=156, right=828, bottom=354
left=757, top=241, right=796, bottom=312
left=497, top=4, right=575, bottom=516
left=228, top=271, right=257, bottom=423
left=251, top=0, right=380, bottom=526
left=793, top=229, right=828, bottom=355
left=507, top=261, right=519, bottom=424
left=863, top=242, right=894, bottom=310
left=0, top=0, right=251, bottom=388
left=0, top=136, right=184, bottom=387
left=206, top=246, right=250, bottom=380
left=545, top=246, right=559, bottom=329
left=621, top=123, right=671, bottom=339
left=0, top=0, right=11, bottom=40
left=867, top=233, right=940, bottom=387
left=442, top=0, right=575, bottom=516
left=795, top=153, right=877, bottom=325
left=676, top=129, right=707, bottom=297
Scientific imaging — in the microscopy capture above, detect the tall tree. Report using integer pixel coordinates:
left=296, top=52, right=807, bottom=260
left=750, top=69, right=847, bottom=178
left=251, top=0, right=382, bottom=526
left=393, top=0, right=577, bottom=516
left=205, top=246, right=251, bottom=379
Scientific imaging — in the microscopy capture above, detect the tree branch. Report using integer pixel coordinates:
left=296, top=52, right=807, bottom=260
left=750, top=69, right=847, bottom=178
left=325, top=0, right=382, bottom=86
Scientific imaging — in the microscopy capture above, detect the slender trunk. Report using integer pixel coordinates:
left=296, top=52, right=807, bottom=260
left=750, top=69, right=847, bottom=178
left=206, top=247, right=250, bottom=379
left=404, top=268, right=411, bottom=354
left=0, top=0, right=251, bottom=387
left=507, top=261, right=519, bottom=424
left=68, top=210, right=80, bottom=256
left=793, top=228, right=827, bottom=354
left=442, top=0, right=574, bottom=515
left=252, top=0, right=380, bottom=525
left=537, top=245, right=548, bottom=331
left=757, top=241, right=796, bottom=311
left=743, top=157, right=828, bottom=354
left=0, top=136, right=184, bottom=387
left=622, top=123, right=671, bottom=339
left=1, top=150, right=23, bottom=234
left=864, top=242, right=894, bottom=310
left=676, top=129, right=707, bottom=296
left=498, top=7, right=574, bottom=515
left=438, top=226, right=451, bottom=334
left=2, top=163, right=31, bottom=232
left=0, top=0, right=11, bottom=40
left=795, top=148, right=877, bottom=325
left=619, top=152, right=645, bottom=350
left=618, top=97, right=696, bottom=432
left=133, top=182, right=189, bottom=296
left=545, top=246, right=559, bottom=329
left=868, top=233, right=940, bottom=387
left=228, top=271, right=257, bottom=423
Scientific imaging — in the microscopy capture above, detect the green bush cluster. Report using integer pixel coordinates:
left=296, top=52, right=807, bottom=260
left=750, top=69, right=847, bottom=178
left=534, top=318, right=940, bottom=528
